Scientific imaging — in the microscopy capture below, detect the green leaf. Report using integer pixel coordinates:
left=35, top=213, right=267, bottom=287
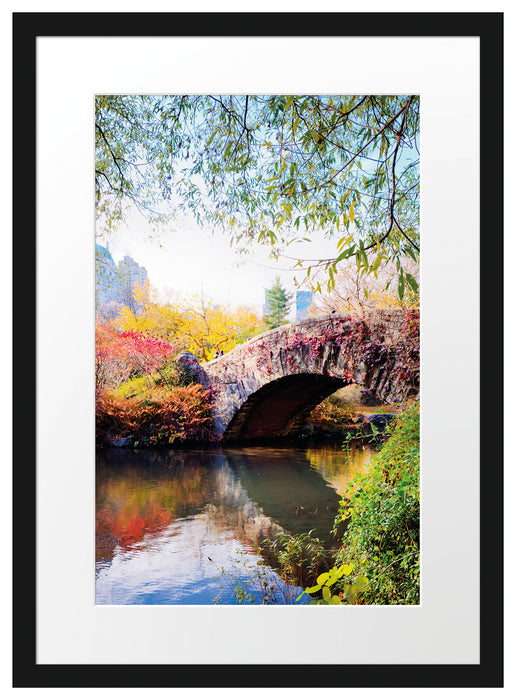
left=339, top=563, right=354, bottom=576
left=335, top=245, right=356, bottom=263
left=322, top=586, right=331, bottom=601
left=305, top=584, right=322, bottom=594
left=317, top=572, right=329, bottom=586
left=343, top=584, right=357, bottom=604
left=371, top=253, right=384, bottom=272
left=355, top=575, right=369, bottom=590
left=398, top=270, right=405, bottom=299
left=405, top=272, right=419, bottom=293
left=358, top=240, right=368, bottom=268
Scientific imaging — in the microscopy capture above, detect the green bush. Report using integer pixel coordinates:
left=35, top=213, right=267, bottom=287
left=333, top=401, right=420, bottom=604
left=299, top=402, right=420, bottom=605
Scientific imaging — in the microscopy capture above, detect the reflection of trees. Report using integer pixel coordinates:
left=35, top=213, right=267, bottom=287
left=204, top=464, right=286, bottom=552
left=95, top=444, right=371, bottom=575
left=305, top=445, right=374, bottom=496
left=96, top=448, right=227, bottom=565
left=223, top=447, right=343, bottom=548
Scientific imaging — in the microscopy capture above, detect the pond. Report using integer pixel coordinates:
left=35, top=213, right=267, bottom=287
left=95, top=443, right=376, bottom=605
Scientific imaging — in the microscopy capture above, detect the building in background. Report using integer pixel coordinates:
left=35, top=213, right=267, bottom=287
left=295, top=290, right=313, bottom=321
left=117, top=255, right=148, bottom=313
left=95, top=243, right=148, bottom=320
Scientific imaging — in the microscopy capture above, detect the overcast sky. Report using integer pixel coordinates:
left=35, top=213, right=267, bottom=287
left=102, top=209, right=338, bottom=316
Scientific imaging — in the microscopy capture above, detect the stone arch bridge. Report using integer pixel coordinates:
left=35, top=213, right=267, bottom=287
left=177, top=310, right=419, bottom=442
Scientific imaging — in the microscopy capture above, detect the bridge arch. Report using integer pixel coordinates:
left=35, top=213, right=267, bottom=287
left=177, top=311, right=419, bottom=441
left=224, top=372, right=346, bottom=441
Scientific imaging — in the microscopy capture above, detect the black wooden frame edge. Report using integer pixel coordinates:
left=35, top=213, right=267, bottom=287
left=12, top=11, right=504, bottom=689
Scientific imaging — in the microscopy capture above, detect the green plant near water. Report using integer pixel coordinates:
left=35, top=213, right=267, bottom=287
left=301, top=401, right=420, bottom=605
left=338, top=401, right=419, bottom=604
left=296, top=562, right=370, bottom=605
left=212, top=553, right=301, bottom=605
left=342, top=419, right=391, bottom=451
left=259, top=530, right=329, bottom=588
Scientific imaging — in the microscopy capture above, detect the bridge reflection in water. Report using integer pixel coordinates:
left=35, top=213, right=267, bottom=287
left=223, top=446, right=344, bottom=545
left=95, top=444, right=373, bottom=604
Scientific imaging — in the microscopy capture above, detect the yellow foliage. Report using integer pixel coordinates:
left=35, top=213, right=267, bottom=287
left=113, top=283, right=265, bottom=362
left=175, top=295, right=265, bottom=361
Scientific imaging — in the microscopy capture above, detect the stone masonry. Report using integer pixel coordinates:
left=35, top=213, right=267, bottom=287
left=176, top=310, right=419, bottom=441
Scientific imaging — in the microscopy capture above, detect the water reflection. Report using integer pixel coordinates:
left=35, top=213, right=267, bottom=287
left=95, top=443, right=372, bottom=605
left=306, top=444, right=376, bottom=496
left=224, top=447, right=343, bottom=546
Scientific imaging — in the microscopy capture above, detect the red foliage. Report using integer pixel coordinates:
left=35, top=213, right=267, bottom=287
left=96, top=502, right=173, bottom=549
left=247, top=313, right=419, bottom=398
left=116, top=331, right=175, bottom=374
left=96, top=323, right=176, bottom=389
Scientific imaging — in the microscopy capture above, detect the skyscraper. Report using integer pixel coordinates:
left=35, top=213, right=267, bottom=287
left=95, top=244, right=148, bottom=320
left=295, top=291, right=313, bottom=321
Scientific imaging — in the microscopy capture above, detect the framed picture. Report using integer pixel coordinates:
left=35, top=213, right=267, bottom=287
left=12, top=12, right=503, bottom=688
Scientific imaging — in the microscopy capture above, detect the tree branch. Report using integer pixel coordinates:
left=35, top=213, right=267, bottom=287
left=96, top=122, right=126, bottom=193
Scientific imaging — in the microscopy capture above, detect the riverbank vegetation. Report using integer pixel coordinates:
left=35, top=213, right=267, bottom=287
left=95, top=288, right=268, bottom=446
left=96, top=383, right=216, bottom=448
left=254, top=401, right=420, bottom=605
left=330, top=400, right=420, bottom=604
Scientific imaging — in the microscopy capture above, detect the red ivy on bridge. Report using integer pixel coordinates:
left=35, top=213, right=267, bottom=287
left=235, top=312, right=420, bottom=396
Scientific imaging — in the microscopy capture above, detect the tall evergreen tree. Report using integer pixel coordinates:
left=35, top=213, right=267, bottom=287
left=264, top=277, right=292, bottom=329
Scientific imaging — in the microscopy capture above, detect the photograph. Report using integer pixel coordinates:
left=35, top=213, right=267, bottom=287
left=12, top=13, right=503, bottom=686
left=94, top=94, right=421, bottom=606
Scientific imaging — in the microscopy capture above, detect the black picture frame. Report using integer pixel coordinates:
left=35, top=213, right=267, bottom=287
left=12, top=12, right=504, bottom=689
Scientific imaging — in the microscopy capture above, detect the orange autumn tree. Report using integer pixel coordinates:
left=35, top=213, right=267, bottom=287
left=115, top=283, right=265, bottom=362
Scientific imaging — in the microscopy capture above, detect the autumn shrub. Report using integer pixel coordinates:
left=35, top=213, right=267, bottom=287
left=111, top=356, right=197, bottom=401
left=95, top=323, right=176, bottom=390
left=156, top=357, right=199, bottom=387
left=96, top=383, right=215, bottom=447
